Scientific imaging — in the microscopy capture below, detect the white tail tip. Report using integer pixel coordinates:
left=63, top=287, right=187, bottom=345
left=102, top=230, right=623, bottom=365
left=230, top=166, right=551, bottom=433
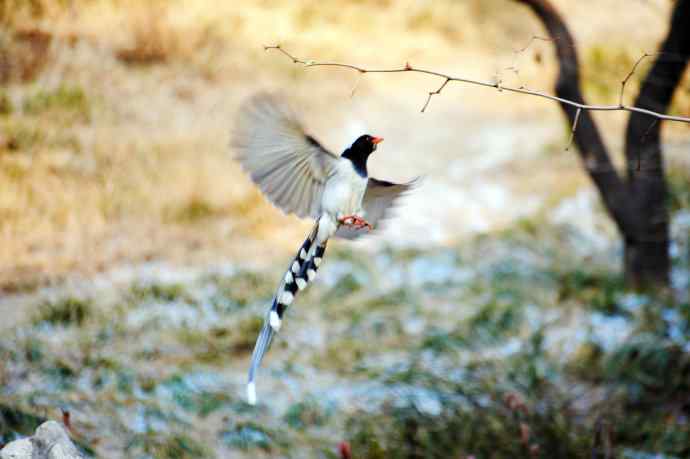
left=247, top=382, right=257, bottom=405
left=269, top=310, right=282, bottom=331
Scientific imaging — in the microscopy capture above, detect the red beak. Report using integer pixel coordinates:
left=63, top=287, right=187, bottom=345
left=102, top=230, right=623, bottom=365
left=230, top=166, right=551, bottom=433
left=371, top=136, right=384, bottom=145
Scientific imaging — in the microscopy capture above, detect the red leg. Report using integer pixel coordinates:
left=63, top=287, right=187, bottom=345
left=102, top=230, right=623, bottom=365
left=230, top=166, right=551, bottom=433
left=338, top=215, right=373, bottom=231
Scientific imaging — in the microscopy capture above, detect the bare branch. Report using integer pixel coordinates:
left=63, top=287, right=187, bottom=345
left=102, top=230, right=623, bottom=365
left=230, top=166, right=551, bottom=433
left=503, top=35, right=553, bottom=78
left=350, top=71, right=363, bottom=98
left=565, top=107, right=582, bottom=151
left=421, top=78, right=451, bottom=113
left=264, top=45, right=690, bottom=124
left=514, top=35, right=553, bottom=54
left=619, top=52, right=659, bottom=107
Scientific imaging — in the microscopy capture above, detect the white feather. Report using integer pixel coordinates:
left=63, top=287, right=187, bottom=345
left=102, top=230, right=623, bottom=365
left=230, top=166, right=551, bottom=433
left=231, top=93, right=339, bottom=219
left=295, top=278, right=307, bottom=290
left=279, top=291, right=294, bottom=305
left=247, top=382, right=257, bottom=405
left=269, top=310, right=282, bottom=331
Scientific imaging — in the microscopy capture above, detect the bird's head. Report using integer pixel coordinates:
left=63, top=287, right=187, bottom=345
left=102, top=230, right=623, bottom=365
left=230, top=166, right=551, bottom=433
left=342, top=134, right=383, bottom=176
left=348, top=134, right=384, bottom=158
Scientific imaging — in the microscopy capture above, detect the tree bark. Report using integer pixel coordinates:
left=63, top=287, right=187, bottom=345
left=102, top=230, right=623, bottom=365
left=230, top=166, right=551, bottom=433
left=623, top=0, right=690, bottom=288
left=514, top=0, right=690, bottom=288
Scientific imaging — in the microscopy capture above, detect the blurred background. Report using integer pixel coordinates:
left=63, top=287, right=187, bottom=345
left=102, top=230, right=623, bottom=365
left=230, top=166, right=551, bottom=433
left=1, top=0, right=689, bottom=457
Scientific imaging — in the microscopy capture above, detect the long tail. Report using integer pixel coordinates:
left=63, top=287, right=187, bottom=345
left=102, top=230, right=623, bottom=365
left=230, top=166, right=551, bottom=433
left=247, top=221, right=328, bottom=405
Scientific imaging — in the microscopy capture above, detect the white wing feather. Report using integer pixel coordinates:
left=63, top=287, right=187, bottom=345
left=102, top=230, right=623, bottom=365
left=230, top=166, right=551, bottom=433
left=231, top=93, right=339, bottom=219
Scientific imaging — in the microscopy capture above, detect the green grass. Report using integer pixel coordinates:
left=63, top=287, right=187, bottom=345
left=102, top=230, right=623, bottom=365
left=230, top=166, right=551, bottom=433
left=220, top=422, right=284, bottom=452
left=128, top=282, right=192, bottom=303
left=0, top=91, right=13, bottom=115
left=32, top=297, right=92, bottom=327
left=0, top=119, right=44, bottom=152
left=0, top=117, right=81, bottom=155
left=0, top=403, right=45, bottom=446
left=1, top=218, right=689, bottom=457
left=668, top=166, right=690, bottom=214
left=178, top=315, right=264, bottom=363
left=283, top=397, right=331, bottom=430
left=166, top=197, right=219, bottom=223
left=22, top=84, right=90, bottom=121
left=126, top=432, right=212, bottom=459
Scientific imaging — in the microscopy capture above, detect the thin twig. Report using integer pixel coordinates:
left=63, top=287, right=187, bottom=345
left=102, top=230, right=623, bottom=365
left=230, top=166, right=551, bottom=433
left=640, top=118, right=659, bottom=144
left=565, top=107, right=582, bottom=151
left=350, top=71, right=363, bottom=98
left=504, top=35, right=553, bottom=77
left=619, top=52, right=659, bottom=107
left=514, top=35, right=553, bottom=54
left=421, top=78, right=451, bottom=112
left=264, top=45, right=690, bottom=124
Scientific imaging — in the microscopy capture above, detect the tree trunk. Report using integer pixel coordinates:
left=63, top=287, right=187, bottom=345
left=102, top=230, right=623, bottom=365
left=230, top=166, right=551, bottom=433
left=624, top=237, right=670, bottom=288
left=515, top=0, right=690, bottom=289
left=623, top=0, right=690, bottom=288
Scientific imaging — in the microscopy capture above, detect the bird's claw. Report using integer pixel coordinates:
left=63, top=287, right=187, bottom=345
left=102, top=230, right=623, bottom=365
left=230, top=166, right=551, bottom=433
left=338, top=215, right=373, bottom=231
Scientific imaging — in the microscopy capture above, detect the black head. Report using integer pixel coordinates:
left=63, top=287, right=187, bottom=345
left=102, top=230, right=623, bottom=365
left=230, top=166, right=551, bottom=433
left=342, top=134, right=383, bottom=177
left=351, top=134, right=383, bottom=155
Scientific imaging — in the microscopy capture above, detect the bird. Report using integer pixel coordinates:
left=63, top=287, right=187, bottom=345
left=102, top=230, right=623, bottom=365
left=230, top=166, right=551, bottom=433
left=231, top=92, right=416, bottom=405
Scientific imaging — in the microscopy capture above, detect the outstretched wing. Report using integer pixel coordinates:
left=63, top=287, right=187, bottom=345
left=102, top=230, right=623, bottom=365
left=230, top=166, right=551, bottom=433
left=335, top=177, right=418, bottom=240
left=231, top=93, right=339, bottom=219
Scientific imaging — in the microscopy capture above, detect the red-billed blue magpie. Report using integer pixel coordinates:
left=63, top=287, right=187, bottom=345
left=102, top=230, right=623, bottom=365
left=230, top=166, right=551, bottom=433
left=232, top=93, right=415, bottom=404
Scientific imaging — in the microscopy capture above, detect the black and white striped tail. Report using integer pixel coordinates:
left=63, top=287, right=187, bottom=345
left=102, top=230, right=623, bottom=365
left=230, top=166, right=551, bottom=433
left=247, top=222, right=328, bottom=405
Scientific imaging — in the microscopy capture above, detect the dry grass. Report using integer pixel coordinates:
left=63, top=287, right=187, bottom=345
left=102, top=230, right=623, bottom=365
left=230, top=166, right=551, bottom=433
left=0, top=0, right=683, bottom=291
left=0, top=27, right=52, bottom=83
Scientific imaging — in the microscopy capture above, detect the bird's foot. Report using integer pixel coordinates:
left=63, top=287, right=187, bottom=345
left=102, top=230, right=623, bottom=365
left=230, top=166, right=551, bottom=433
left=338, top=215, right=373, bottom=231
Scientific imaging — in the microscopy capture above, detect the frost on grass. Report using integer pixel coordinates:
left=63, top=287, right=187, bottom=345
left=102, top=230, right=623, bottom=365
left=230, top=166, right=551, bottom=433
left=1, top=220, right=690, bottom=457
